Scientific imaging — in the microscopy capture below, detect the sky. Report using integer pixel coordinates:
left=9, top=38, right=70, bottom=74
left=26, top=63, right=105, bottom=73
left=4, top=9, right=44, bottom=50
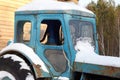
left=79, top=0, right=120, bottom=7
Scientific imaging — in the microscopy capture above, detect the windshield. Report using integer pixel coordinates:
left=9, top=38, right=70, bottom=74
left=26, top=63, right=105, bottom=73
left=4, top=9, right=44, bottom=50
left=69, top=20, right=94, bottom=46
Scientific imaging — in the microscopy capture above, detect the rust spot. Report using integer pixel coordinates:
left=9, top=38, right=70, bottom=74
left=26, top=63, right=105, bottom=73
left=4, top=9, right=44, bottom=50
left=74, top=62, right=120, bottom=79
left=92, top=66, right=120, bottom=78
left=33, top=64, right=42, bottom=77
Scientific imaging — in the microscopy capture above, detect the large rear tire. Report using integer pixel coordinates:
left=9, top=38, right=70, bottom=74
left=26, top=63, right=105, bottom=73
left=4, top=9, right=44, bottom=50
left=0, top=54, right=34, bottom=80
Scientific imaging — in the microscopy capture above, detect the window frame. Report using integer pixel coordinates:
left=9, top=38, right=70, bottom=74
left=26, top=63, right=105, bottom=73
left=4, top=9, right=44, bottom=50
left=14, top=15, right=36, bottom=46
left=69, top=20, right=94, bottom=46
left=37, top=14, right=66, bottom=47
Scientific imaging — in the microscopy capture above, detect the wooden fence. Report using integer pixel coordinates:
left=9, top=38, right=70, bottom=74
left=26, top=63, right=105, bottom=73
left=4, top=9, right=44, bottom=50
left=0, top=0, right=31, bottom=50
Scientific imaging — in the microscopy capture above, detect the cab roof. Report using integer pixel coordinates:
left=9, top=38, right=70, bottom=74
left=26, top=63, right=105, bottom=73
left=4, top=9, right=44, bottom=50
left=16, top=0, right=95, bottom=17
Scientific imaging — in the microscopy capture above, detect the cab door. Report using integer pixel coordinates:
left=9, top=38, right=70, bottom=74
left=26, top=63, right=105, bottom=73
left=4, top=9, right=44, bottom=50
left=36, top=14, right=71, bottom=77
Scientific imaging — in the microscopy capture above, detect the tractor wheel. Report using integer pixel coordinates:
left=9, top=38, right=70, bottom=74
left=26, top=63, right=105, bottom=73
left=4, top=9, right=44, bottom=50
left=0, top=54, right=35, bottom=80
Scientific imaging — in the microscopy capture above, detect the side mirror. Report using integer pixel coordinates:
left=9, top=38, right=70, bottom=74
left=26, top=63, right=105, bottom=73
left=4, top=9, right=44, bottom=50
left=7, top=40, right=13, bottom=46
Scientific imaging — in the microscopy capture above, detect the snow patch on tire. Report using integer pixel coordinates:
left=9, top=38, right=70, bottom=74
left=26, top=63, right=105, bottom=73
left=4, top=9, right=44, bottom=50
left=3, top=54, right=30, bottom=70
left=26, top=73, right=34, bottom=80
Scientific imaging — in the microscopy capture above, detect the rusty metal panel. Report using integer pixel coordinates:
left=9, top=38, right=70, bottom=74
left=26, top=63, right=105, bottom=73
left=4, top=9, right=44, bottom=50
left=74, top=62, right=120, bottom=79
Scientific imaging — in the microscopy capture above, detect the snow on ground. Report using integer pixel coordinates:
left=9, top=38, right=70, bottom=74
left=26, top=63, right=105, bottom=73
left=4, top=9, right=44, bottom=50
left=75, top=40, right=120, bottom=67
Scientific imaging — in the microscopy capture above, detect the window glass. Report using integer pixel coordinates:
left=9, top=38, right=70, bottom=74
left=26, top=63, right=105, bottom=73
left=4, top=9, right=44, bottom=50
left=69, top=20, right=94, bottom=46
left=40, top=20, right=64, bottom=45
left=45, top=50, right=67, bottom=72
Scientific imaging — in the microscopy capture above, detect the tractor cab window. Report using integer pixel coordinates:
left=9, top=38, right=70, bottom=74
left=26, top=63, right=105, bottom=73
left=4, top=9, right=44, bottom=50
left=40, top=20, right=64, bottom=45
left=69, top=20, right=94, bottom=46
left=16, top=21, right=31, bottom=44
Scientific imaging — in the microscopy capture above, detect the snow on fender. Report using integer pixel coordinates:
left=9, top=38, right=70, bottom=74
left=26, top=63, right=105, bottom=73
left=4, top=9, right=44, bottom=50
left=0, top=43, right=50, bottom=78
left=75, top=41, right=120, bottom=68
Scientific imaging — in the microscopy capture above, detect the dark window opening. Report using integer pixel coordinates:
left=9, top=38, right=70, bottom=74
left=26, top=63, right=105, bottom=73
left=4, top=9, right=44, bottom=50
left=40, top=20, right=64, bottom=45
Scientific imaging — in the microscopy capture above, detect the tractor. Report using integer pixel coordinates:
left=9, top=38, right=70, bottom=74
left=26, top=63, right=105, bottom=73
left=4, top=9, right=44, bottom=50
left=0, top=0, right=120, bottom=80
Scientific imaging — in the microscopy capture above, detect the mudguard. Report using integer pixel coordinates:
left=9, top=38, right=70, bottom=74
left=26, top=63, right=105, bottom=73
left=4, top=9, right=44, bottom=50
left=0, top=43, right=50, bottom=78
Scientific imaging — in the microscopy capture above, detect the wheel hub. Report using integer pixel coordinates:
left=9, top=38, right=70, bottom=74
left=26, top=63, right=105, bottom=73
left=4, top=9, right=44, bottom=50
left=2, top=77, right=12, bottom=80
left=0, top=71, right=15, bottom=80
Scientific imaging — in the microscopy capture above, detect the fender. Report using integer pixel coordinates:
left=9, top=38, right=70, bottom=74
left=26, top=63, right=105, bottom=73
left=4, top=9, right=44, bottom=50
left=0, top=43, right=50, bottom=78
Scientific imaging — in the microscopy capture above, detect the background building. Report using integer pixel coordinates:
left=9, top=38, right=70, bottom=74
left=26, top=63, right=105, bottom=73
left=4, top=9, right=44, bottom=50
left=0, top=0, right=31, bottom=49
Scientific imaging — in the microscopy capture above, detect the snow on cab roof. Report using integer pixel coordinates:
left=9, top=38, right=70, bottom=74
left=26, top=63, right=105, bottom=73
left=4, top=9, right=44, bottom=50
left=16, top=0, right=94, bottom=16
